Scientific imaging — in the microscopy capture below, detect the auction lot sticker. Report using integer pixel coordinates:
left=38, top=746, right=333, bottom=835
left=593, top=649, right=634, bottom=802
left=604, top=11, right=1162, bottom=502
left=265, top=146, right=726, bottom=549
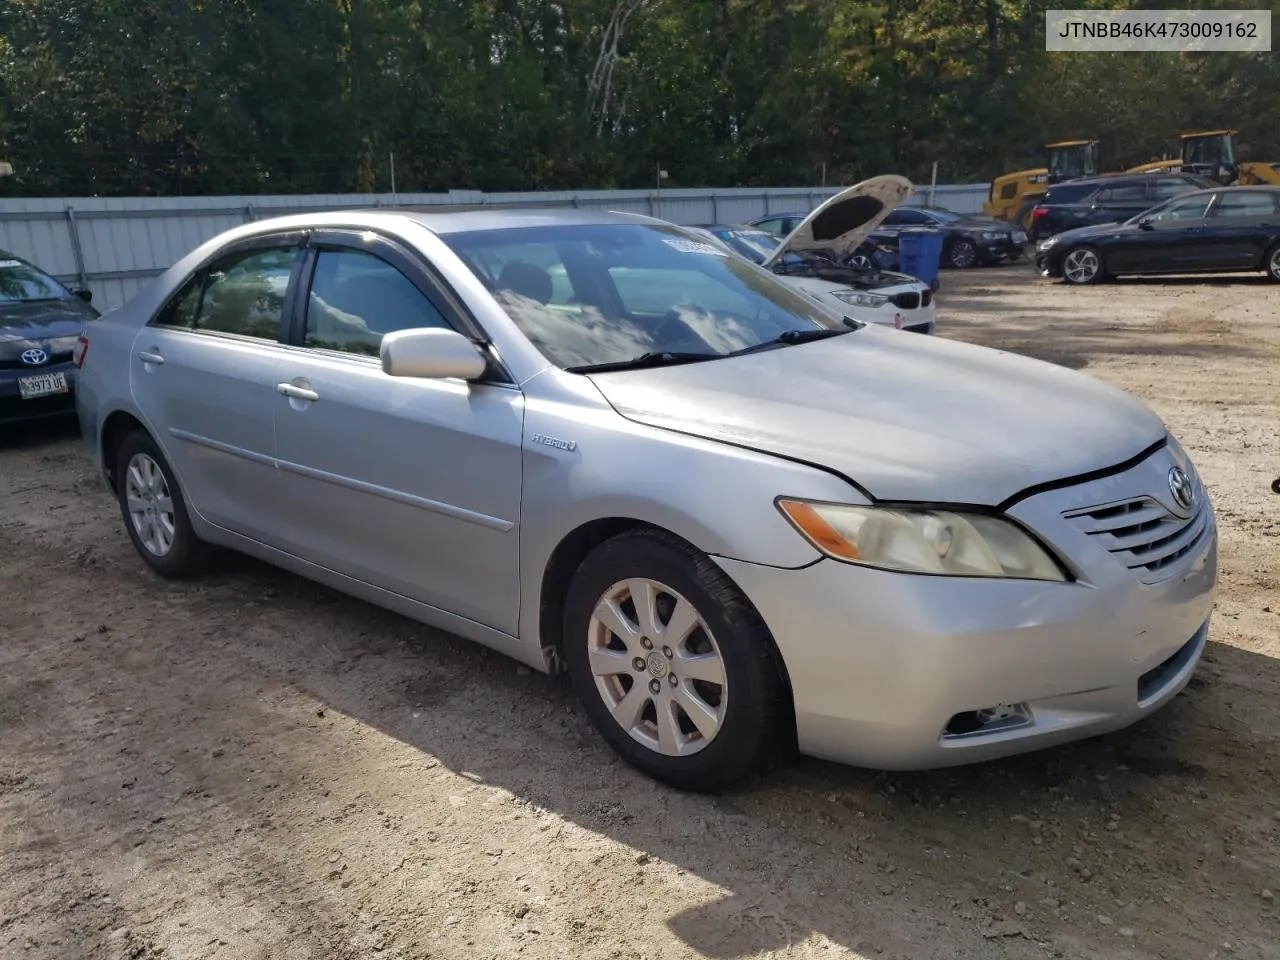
left=1046, top=9, right=1271, bottom=52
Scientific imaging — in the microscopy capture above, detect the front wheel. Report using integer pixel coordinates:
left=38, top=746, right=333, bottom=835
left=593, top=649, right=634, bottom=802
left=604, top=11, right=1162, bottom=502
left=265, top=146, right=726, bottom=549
left=1061, top=246, right=1105, bottom=285
left=563, top=529, right=793, bottom=792
left=115, top=430, right=212, bottom=578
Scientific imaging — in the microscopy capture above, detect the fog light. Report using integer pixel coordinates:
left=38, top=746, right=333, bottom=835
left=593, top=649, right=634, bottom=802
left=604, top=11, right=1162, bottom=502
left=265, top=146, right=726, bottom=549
left=943, top=702, right=1031, bottom=739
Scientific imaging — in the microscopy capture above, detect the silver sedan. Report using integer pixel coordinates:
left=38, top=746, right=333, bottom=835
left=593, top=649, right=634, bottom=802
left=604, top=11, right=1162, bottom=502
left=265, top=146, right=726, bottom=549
left=74, top=209, right=1218, bottom=791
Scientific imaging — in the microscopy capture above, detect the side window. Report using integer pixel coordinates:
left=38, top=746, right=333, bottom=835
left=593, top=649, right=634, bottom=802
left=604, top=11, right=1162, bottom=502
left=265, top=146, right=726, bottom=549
left=196, top=247, right=297, bottom=339
left=1154, top=178, right=1199, bottom=200
left=753, top=218, right=785, bottom=236
left=1151, top=195, right=1213, bottom=221
left=1211, top=191, right=1277, bottom=218
left=304, top=248, right=451, bottom=357
left=151, top=275, right=203, bottom=329
left=885, top=208, right=927, bottom=225
left=1095, top=183, right=1148, bottom=203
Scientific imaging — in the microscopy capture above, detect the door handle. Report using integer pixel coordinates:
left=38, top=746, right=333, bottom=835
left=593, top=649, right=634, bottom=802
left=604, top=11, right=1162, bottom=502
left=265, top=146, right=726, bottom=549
left=276, top=382, right=320, bottom=402
left=138, top=349, right=164, bottom=365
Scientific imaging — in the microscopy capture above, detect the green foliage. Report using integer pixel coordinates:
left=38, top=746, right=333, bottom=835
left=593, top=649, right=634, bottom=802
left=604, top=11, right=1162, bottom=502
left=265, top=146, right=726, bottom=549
left=0, top=0, right=1276, bottom=195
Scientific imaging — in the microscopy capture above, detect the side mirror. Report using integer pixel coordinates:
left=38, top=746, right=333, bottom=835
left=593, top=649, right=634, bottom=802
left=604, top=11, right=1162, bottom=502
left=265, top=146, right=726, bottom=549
left=380, top=327, right=488, bottom=381
left=1137, top=218, right=1155, bottom=231
left=75, top=288, right=93, bottom=303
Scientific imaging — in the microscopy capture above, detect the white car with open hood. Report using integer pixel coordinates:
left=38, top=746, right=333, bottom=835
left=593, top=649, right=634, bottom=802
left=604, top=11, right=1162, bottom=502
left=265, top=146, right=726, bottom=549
left=688, top=176, right=936, bottom=333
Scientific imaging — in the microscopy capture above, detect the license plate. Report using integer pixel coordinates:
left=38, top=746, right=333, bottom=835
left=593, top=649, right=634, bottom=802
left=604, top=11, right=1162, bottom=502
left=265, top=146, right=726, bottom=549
left=18, top=371, right=69, bottom=400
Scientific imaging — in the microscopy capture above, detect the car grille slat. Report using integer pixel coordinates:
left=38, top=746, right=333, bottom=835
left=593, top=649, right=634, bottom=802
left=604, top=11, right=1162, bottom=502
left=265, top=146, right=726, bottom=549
left=1065, top=494, right=1205, bottom=581
left=890, top=292, right=920, bottom=310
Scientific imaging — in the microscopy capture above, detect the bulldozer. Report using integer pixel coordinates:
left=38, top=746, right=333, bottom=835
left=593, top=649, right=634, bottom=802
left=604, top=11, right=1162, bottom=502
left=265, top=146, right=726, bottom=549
left=1127, top=130, right=1280, bottom=186
left=982, top=139, right=1100, bottom=228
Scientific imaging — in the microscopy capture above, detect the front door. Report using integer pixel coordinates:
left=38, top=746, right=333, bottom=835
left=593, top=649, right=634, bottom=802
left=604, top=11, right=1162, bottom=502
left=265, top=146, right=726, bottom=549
left=129, top=236, right=305, bottom=540
left=271, top=231, right=525, bottom=635
left=1104, top=194, right=1214, bottom=273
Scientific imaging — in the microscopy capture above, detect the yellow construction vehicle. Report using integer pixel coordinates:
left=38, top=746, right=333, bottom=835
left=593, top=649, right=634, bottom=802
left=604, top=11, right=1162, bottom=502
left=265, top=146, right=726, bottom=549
left=1127, top=130, right=1280, bottom=186
left=982, top=139, right=1100, bottom=228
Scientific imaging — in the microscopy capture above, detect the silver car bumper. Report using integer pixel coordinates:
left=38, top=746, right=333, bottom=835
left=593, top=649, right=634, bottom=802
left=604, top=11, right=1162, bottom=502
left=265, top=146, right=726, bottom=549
left=716, top=446, right=1218, bottom=770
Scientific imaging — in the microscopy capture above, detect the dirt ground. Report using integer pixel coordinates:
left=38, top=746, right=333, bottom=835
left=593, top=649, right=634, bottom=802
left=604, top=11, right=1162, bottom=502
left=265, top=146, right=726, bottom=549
left=2, top=264, right=1278, bottom=960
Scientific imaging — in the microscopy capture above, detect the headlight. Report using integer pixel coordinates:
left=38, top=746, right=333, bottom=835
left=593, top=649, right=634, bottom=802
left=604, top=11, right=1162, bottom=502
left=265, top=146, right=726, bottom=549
left=777, top=499, right=1067, bottom=581
left=1036, top=237, right=1058, bottom=251
left=831, top=290, right=890, bottom=308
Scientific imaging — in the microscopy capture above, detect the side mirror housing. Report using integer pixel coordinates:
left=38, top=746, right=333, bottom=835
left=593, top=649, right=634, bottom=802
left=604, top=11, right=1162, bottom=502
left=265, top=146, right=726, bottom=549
left=75, top=288, right=93, bottom=303
left=1137, top=218, right=1154, bottom=231
left=380, top=327, right=488, bottom=381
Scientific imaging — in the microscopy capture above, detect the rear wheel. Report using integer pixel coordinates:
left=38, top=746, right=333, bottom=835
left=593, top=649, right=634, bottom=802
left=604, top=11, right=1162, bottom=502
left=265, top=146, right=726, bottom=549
left=1061, top=246, right=1105, bottom=285
left=115, top=430, right=211, bottom=578
left=563, top=529, right=793, bottom=792
left=1265, top=242, right=1280, bottom=282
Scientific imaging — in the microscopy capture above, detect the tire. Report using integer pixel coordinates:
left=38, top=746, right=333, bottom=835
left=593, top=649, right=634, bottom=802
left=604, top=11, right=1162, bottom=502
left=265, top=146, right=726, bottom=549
left=846, top=253, right=875, bottom=270
left=1272, top=477, right=1280, bottom=496
left=945, top=238, right=979, bottom=269
left=1060, top=245, right=1105, bottom=285
left=1265, top=242, right=1280, bottom=282
left=563, top=529, right=793, bottom=792
left=115, top=430, right=211, bottom=578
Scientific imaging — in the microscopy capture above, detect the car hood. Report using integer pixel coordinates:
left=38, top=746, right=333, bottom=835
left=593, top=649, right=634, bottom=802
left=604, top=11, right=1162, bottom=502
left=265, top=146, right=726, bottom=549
left=764, top=175, right=914, bottom=267
left=1044, top=221, right=1139, bottom=244
left=0, top=299, right=93, bottom=358
left=587, top=328, right=1165, bottom=506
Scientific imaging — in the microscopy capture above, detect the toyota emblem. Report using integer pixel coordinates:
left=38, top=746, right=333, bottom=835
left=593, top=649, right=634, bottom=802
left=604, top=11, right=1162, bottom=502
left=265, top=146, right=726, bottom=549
left=20, top=347, right=49, bottom=366
left=1168, top=466, right=1195, bottom=512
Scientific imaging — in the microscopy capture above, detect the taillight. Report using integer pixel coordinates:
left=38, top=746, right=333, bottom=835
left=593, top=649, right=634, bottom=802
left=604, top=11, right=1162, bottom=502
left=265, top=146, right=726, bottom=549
left=1030, top=206, right=1048, bottom=222
left=73, top=335, right=89, bottom=368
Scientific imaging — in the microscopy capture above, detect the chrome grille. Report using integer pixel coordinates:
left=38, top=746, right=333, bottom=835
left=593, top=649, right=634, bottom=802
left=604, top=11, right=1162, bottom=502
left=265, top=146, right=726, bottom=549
left=1065, top=495, right=1207, bottom=581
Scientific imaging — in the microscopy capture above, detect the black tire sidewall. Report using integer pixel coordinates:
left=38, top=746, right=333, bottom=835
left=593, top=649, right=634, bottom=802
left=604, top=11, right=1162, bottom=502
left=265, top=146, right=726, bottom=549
left=115, top=431, right=207, bottom=578
left=563, top=532, right=786, bottom=792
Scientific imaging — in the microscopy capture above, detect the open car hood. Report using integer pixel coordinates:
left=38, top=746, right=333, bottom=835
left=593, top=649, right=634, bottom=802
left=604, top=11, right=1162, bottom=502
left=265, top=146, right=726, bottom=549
left=763, top=175, right=914, bottom=268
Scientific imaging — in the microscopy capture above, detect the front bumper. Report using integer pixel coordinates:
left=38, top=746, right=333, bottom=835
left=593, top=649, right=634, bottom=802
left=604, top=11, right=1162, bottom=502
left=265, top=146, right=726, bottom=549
left=0, top=363, right=78, bottom=424
left=977, top=235, right=1027, bottom=260
left=1035, top=250, right=1064, bottom=278
left=716, top=445, right=1218, bottom=770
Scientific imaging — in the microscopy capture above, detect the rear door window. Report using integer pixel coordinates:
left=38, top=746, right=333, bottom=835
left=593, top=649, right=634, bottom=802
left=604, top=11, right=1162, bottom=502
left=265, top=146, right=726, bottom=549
left=1210, top=191, right=1278, bottom=218
left=1155, top=178, right=1202, bottom=201
left=1094, top=182, right=1150, bottom=203
left=1044, top=183, right=1098, bottom=205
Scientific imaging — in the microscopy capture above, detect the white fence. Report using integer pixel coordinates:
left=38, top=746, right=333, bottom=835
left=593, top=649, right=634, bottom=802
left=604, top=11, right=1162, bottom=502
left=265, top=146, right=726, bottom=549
left=0, top=183, right=990, bottom=311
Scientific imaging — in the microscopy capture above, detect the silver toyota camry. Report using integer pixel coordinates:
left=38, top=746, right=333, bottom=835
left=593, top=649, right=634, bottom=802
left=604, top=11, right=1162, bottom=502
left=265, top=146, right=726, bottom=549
left=74, top=208, right=1218, bottom=792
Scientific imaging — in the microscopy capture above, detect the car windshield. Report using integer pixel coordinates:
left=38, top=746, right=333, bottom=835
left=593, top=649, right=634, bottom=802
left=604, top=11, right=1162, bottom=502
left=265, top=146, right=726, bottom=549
left=708, top=229, right=780, bottom=265
left=444, top=223, right=843, bottom=370
left=0, top=258, right=71, bottom=303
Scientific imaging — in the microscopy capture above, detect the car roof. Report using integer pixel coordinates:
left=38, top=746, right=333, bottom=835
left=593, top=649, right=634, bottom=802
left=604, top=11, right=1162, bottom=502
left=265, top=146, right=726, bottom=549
left=1051, top=171, right=1203, bottom=188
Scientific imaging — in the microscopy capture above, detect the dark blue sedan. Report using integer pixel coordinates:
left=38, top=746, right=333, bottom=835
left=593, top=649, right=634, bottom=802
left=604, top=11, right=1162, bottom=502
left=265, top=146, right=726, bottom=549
left=0, top=252, right=98, bottom=424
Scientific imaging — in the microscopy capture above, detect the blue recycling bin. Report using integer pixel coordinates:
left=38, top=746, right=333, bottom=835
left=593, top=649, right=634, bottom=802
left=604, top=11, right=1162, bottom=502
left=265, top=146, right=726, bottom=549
left=897, top=228, right=944, bottom=290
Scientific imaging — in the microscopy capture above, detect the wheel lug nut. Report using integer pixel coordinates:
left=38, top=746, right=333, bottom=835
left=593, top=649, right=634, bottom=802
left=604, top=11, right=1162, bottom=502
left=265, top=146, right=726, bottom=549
left=662, top=646, right=673, bottom=658
left=649, top=679, right=661, bottom=695
left=668, top=674, right=678, bottom=687
left=640, top=637, right=653, bottom=650
left=633, top=657, right=646, bottom=671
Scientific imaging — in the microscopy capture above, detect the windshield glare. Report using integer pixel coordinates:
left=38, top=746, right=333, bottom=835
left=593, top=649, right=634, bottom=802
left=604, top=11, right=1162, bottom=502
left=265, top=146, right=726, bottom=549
left=444, top=224, right=841, bottom=370
left=0, top=259, right=70, bottom=303
left=709, top=229, right=780, bottom=265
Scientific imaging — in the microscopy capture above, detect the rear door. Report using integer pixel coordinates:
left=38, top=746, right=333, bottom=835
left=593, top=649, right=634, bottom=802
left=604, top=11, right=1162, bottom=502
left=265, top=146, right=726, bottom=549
left=1200, top=190, right=1280, bottom=269
left=130, top=234, right=305, bottom=541
left=1088, top=180, right=1153, bottom=225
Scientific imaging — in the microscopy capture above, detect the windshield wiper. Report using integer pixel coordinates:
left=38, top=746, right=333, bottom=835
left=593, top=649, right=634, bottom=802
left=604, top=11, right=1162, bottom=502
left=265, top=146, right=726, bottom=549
left=565, top=351, right=718, bottom=374
left=728, top=326, right=851, bottom=357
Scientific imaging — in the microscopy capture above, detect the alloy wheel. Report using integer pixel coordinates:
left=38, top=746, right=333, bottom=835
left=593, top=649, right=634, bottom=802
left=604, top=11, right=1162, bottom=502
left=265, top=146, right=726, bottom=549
left=948, top=240, right=978, bottom=268
left=125, top=452, right=176, bottom=557
left=586, top=577, right=727, bottom=757
left=1063, top=248, right=1101, bottom=284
